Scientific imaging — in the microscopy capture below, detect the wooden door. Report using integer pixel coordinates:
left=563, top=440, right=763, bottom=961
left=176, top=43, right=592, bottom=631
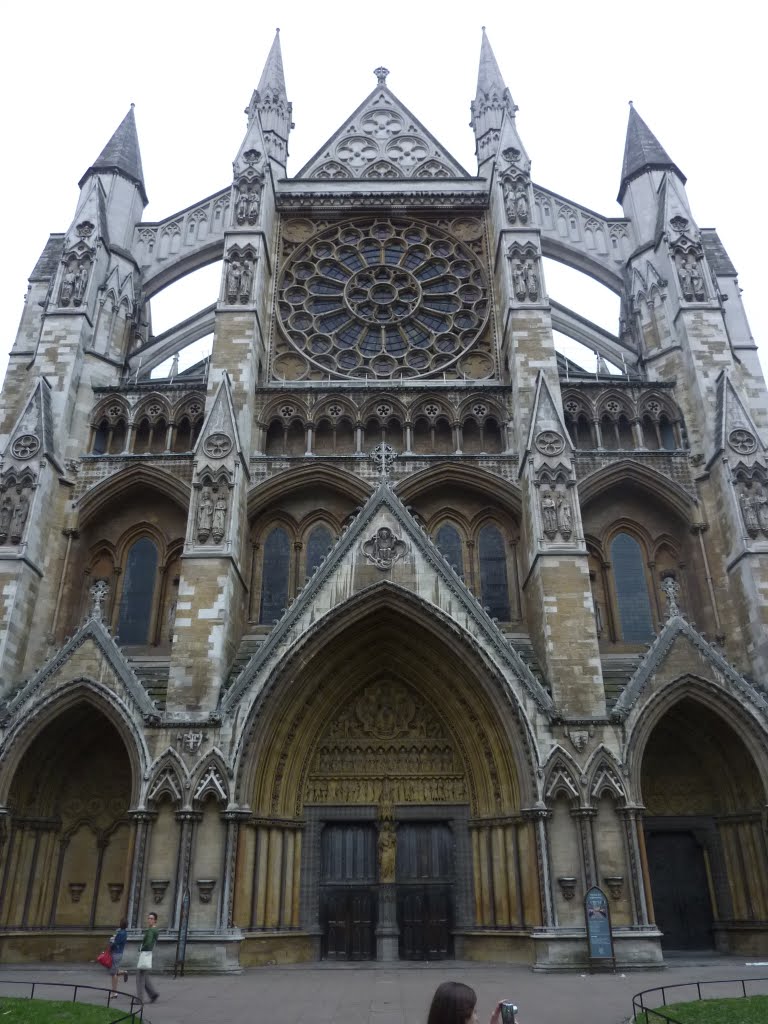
left=320, top=824, right=376, bottom=960
left=396, top=823, right=454, bottom=960
left=646, top=830, right=714, bottom=949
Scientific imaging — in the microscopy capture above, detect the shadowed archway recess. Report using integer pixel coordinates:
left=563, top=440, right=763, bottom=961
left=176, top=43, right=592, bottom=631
left=237, top=595, right=535, bottom=817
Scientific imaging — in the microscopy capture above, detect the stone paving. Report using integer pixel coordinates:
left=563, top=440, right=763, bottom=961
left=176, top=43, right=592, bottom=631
left=2, top=957, right=768, bottom=1024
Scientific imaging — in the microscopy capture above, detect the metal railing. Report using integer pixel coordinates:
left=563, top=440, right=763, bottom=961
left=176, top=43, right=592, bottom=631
left=0, top=979, right=145, bottom=1022
left=633, top=976, right=768, bottom=1023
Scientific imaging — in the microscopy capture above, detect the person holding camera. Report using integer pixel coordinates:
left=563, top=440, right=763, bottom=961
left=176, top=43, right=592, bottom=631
left=427, top=982, right=518, bottom=1024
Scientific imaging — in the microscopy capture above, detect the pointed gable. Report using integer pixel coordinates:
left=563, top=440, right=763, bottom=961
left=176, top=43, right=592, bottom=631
left=222, top=480, right=551, bottom=715
left=1, top=377, right=59, bottom=473
left=712, top=369, right=766, bottom=463
left=298, top=75, right=470, bottom=181
left=525, top=372, right=573, bottom=458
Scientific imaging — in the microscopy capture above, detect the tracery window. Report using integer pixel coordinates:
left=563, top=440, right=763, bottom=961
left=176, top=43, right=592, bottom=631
left=276, top=219, right=489, bottom=380
left=435, top=524, right=464, bottom=577
left=478, top=525, right=511, bottom=621
left=259, top=527, right=291, bottom=624
left=610, top=532, right=654, bottom=643
left=116, top=537, right=158, bottom=645
left=306, top=525, right=334, bottom=576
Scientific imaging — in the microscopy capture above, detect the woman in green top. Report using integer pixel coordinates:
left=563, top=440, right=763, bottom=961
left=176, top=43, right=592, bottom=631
left=136, top=912, right=159, bottom=1004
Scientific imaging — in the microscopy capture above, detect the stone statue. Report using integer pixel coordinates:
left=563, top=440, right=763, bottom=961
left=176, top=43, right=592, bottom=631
left=246, top=186, right=261, bottom=223
left=541, top=491, right=558, bottom=539
left=211, top=494, right=228, bottom=543
left=503, top=180, right=517, bottom=223
left=377, top=823, right=397, bottom=882
left=73, top=262, right=89, bottom=305
left=239, top=260, right=252, bottom=303
left=10, top=490, right=29, bottom=543
left=524, top=260, right=539, bottom=301
left=756, top=490, right=768, bottom=534
left=515, top=183, right=529, bottom=223
left=59, top=266, right=76, bottom=306
left=557, top=497, right=573, bottom=539
left=512, top=261, right=527, bottom=302
left=690, top=259, right=706, bottom=300
left=197, top=488, right=213, bottom=542
left=741, top=491, right=760, bottom=537
left=679, top=258, right=695, bottom=301
left=226, top=261, right=242, bottom=304
left=236, top=190, right=249, bottom=224
left=0, top=494, right=12, bottom=542
left=363, top=526, right=406, bottom=570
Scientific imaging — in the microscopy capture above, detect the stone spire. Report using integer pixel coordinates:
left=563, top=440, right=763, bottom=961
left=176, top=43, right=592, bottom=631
left=618, top=103, right=685, bottom=202
left=470, top=27, right=526, bottom=170
left=252, top=28, right=293, bottom=167
left=78, top=105, right=147, bottom=204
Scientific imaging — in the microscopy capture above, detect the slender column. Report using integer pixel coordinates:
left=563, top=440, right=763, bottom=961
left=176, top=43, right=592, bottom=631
left=21, top=823, right=44, bottom=927
left=354, top=423, right=363, bottom=455
left=305, top=424, right=314, bottom=456
left=404, top=422, right=413, bottom=454
left=453, top=420, right=462, bottom=454
left=220, top=810, right=249, bottom=929
left=127, top=811, right=155, bottom=928
left=89, top=836, right=109, bottom=928
left=265, top=827, right=283, bottom=927
left=572, top=808, right=597, bottom=889
left=49, top=528, right=78, bottom=643
left=632, top=418, right=645, bottom=448
left=165, top=421, right=174, bottom=451
left=491, top=826, right=510, bottom=925
left=523, top=808, right=554, bottom=928
left=593, top=417, right=603, bottom=449
left=173, top=810, right=201, bottom=930
left=619, top=808, right=648, bottom=926
left=48, top=834, right=70, bottom=927
left=123, top=422, right=134, bottom=454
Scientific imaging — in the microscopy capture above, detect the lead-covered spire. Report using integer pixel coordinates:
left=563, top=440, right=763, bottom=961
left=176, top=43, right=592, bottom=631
left=78, top=105, right=147, bottom=204
left=470, top=27, right=527, bottom=170
left=251, top=28, right=293, bottom=168
left=618, top=103, right=685, bottom=202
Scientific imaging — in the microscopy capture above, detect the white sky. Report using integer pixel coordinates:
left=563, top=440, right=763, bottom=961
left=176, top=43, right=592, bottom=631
left=1, top=0, right=765, bottom=383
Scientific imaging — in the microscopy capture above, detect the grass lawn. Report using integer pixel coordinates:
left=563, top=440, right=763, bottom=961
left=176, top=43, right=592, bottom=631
left=637, top=994, right=768, bottom=1024
left=0, top=996, right=137, bottom=1022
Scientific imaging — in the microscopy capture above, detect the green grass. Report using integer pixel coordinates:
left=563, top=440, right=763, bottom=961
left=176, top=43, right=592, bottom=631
left=0, top=997, right=138, bottom=1022
left=636, top=994, right=768, bottom=1024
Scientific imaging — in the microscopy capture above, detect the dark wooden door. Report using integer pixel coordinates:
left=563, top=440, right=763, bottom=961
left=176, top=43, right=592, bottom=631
left=396, top=824, right=454, bottom=960
left=320, top=824, right=376, bottom=961
left=645, top=830, right=714, bottom=949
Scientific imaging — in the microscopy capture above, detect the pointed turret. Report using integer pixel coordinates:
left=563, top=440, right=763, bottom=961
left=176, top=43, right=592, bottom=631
left=470, top=28, right=527, bottom=170
left=79, top=105, right=147, bottom=204
left=251, top=29, right=293, bottom=168
left=617, top=103, right=685, bottom=203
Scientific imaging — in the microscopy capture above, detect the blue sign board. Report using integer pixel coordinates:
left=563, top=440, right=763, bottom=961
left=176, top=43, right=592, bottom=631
left=584, top=885, right=614, bottom=966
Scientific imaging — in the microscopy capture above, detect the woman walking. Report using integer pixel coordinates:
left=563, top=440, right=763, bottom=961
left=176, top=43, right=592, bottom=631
left=108, top=918, right=129, bottom=995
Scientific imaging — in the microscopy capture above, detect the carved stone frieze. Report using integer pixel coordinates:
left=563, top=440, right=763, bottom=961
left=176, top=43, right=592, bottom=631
left=362, top=526, right=406, bottom=570
left=676, top=252, right=707, bottom=302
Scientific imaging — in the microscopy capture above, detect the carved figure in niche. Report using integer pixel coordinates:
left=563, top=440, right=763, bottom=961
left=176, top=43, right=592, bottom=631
left=756, top=489, right=768, bottom=534
left=690, top=259, right=706, bottom=300
left=239, top=260, right=253, bottom=303
left=363, top=526, right=406, bottom=570
left=73, top=262, right=90, bottom=305
left=59, top=265, right=76, bottom=306
left=557, top=496, right=573, bottom=540
left=10, top=489, right=29, bottom=544
left=524, top=260, right=539, bottom=301
left=660, top=575, right=681, bottom=618
left=378, top=823, right=397, bottom=881
left=211, top=493, right=228, bottom=543
left=541, top=491, right=558, bottom=539
left=512, top=260, right=527, bottom=302
left=503, top=179, right=517, bottom=223
left=740, top=491, right=760, bottom=537
left=678, top=256, right=706, bottom=302
left=236, top=184, right=261, bottom=225
left=0, top=494, right=12, bottom=542
left=515, top=183, right=529, bottom=223
left=226, top=261, right=242, bottom=304
left=197, top=488, right=213, bottom=542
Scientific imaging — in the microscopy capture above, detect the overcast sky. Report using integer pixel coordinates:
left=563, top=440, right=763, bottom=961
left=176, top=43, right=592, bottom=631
left=1, top=0, right=764, bottom=383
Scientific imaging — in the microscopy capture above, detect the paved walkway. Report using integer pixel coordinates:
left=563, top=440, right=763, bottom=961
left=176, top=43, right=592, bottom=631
left=2, top=956, right=768, bottom=1024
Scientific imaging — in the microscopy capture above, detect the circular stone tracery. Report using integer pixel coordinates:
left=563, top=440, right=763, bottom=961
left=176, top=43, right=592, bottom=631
left=277, top=218, right=489, bottom=379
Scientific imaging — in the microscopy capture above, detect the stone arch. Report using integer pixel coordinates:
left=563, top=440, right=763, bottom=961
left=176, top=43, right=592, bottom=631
left=192, top=756, right=230, bottom=806
left=397, top=464, right=523, bottom=519
left=0, top=679, right=148, bottom=809
left=234, top=583, right=539, bottom=814
left=146, top=748, right=189, bottom=807
left=76, top=465, right=190, bottom=529
left=542, top=747, right=583, bottom=807
left=247, top=465, right=370, bottom=520
left=584, top=746, right=627, bottom=807
left=578, top=461, right=697, bottom=524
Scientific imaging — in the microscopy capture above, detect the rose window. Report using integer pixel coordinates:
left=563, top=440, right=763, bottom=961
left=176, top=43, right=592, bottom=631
left=277, top=219, right=489, bottom=379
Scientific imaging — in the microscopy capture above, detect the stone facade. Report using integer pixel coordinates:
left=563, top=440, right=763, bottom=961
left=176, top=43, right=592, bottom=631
left=1, top=31, right=768, bottom=971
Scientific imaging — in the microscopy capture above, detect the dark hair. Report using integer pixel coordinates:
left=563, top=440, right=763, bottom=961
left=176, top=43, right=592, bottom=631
left=427, top=982, right=477, bottom=1024
left=119, top=918, right=128, bottom=930
left=147, top=912, right=158, bottom=923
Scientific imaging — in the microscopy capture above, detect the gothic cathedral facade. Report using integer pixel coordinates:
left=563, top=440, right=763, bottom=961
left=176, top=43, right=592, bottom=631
left=1, top=31, right=768, bottom=971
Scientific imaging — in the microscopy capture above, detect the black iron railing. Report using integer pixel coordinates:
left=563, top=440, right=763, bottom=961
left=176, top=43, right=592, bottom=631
left=633, top=977, right=768, bottom=1023
left=0, top=979, right=145, bottom=1022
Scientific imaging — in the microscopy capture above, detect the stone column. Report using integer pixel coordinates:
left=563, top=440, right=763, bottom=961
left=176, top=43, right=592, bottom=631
left=127, top=810, right=156, bottom=928
left=375, top=819, right=399, bottom=961
left=523, top=807, right=554, bottom=928
left=173, top=810, right=201, bottom=930
left=219, top=810, right=250, bottom=929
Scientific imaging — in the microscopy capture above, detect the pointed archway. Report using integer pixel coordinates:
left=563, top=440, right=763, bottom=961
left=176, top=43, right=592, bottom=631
left=0, top=701, right=134, bottom=956
left=233, top=588, right=541, bottom=963
left=640, top=696, right=768, bottom=952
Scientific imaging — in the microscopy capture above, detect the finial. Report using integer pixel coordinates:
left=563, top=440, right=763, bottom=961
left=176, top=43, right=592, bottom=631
left=88, top=580, right=109, bottom=623
left=374, top=66, right=390, bottom=87
left=275, top=26, right=280, bottom=33
left=628, top=100, right=634, bottom=108
left=130, top=102, right=135, bottom=109
left=661, top=576, right=681, bottom=619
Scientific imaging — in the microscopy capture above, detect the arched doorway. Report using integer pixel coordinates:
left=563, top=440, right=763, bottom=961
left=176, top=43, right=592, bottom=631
left=0, top=702, right=134, bottom=948
left=234, top=593, right=539, bottom=963
left=640, top=697, right=768, bottom=952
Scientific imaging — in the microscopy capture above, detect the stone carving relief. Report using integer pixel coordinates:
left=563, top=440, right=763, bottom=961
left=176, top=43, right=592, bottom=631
left=89, top=580, right=109, bottom=623
left=304, top=680, right=466, bottom=806
left=676, top=253, right=707, bottom=302
left=729, top=429, right=758, bottom=456
left=177, top=730, right=207, bottom=754
left=59, top=257, right=92, bottom=307
left=11, top=434, right=40, bottom=460
left=539, top=488, right=573, bottom=542
left=378, top=822, right=397, bottom=882
left=211, top=491, right=228, bottom=544
left=739, top=483, right=768, bottom=538
left=235, top=181, right=263, bottom=226
left=0, top=482, right=32, bottom=545
left=225, top=257, right=254, bottom=304
left=502, top=175, right=530, bottom=224
left=362, top=526, right=406, bottom=570
left=660, top=576, right=681, bottom=618
left=508, top=245, right=541, bottom=302
left=196, top=484, right=229, bottom=545
left=535, top=430, right=565, bottom=457
left=197, top=488, right=214, bottom=543
left=203, top=432, right=233, bottom=459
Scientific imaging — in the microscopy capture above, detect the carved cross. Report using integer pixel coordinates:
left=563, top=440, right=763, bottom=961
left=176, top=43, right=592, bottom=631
left=660, top=576, right=681, bottom=619
left=89, top=580, right=109, bottom=623
left=370, top=442, right=397, bottom=478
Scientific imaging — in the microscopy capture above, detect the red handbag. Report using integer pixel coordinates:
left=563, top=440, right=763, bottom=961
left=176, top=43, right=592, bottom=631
left=96, top=949, right=113, bottom=969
